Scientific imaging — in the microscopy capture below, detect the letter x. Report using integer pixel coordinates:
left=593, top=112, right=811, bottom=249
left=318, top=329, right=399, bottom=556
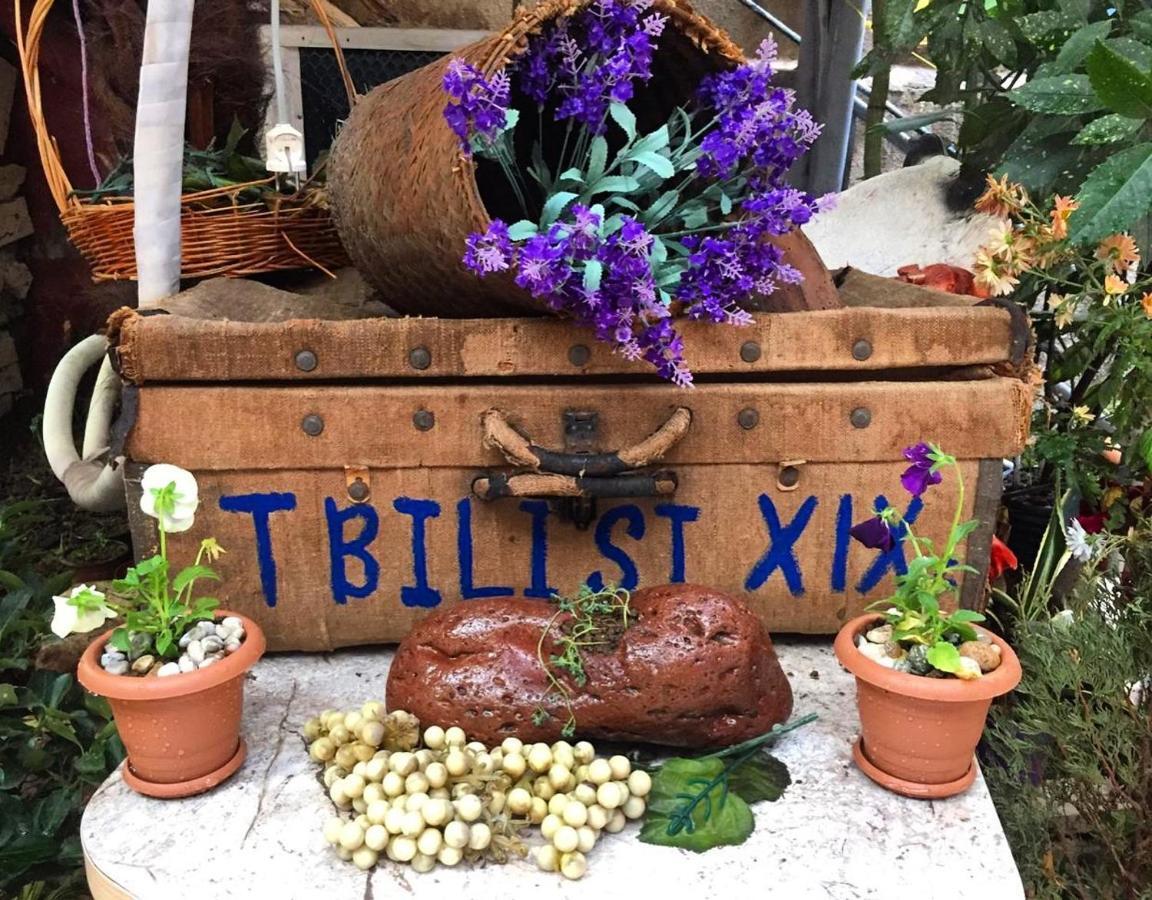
left=856, top=494, right=924, bottom=594
left=745, top=494, right=818, bottom=596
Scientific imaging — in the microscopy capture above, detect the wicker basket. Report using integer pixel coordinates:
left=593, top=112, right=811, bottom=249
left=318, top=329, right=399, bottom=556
left=15, top=0, right=350, bottom=281
left=328, top=0, right=748, bottom=317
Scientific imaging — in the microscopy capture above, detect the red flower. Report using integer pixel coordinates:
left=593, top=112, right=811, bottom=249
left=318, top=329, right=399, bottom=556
left=1077, top=512, right=1106, bottom=535
left=988, top=535, right=1018, bottom=581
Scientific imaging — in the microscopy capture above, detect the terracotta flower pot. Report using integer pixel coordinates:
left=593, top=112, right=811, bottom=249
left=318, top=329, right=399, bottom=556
left=77, top=611, right=266, bottom=799
left=834, top=613, right=1021, bottom=799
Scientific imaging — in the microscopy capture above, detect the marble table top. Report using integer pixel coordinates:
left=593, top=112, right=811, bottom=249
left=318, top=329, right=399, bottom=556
left=81, top=638, right=1024, bottom=900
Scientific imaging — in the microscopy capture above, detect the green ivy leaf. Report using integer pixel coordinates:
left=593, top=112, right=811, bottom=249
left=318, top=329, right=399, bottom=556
left=609, top=103, right=637, bottom=141
left=638, top=757, right=754, bottom=852
left=726, top=751, right=791, bottom=803
left=1073, top=113, right=1144, bottom=145
left=1068, top=142, right=1152, bottom=244
left=1009, top=75, right=1104, bottom=115
left=1085, top=41, right=1152, bottom=119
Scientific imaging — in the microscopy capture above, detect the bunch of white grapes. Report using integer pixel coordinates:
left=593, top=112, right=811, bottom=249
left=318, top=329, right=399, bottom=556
left=304, top=703, right=650, bottom=880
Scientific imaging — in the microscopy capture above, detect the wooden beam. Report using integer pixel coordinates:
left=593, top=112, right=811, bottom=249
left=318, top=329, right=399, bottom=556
left=275, top=25, right=489, bottom=51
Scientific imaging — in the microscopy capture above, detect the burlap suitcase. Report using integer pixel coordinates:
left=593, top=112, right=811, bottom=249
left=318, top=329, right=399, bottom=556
left=108, top=290, right=1031, bottom=651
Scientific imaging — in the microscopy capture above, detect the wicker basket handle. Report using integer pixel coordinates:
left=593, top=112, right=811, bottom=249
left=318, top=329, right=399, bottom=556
left=308, top=0, right=358, bottom=109
left=15, top=0, right=74, bottom=214
left=13, top=0, right=357, bottom=219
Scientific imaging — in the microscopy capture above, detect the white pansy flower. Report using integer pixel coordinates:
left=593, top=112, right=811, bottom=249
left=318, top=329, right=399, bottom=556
left=140, top=464, right=199, bottom=533
left=1065, top=519, right=1095, bottom=563
left=50, top=584, right=116, bottom=638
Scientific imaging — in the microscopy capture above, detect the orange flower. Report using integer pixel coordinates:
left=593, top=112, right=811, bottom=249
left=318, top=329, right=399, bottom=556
left=1104, top=273, right=1128, bottom=301
left=1050, top=293, right=1075, bottom=329
left=1096, top=234, right=1140, bottom=273
left=1050, top=195, right=1078, bottom=239
left=975, top=174, right=1027, bottom=219
left=1142, top=292, right=1152, bottom=319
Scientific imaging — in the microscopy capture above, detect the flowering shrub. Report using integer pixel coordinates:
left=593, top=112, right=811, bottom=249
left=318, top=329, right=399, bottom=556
left=972, top=175, right=1152, bottom=505
left=443, top=0, right=825, bottom=385
left=850, top=443, right=994, bottom=679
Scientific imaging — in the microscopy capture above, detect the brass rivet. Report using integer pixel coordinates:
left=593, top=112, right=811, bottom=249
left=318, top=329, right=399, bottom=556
left=409, top=346, right=432, bottom=370
left=294, top=349, right=318, bottom=372
left=413, top=410, right=435, bottom=431
left=301, top=413, right=324, bottom=436
left=851, top=339, right=872, bottom=361
left=347, top=478, right=370, bottom=502
left=568, top=344, right=591, bottom=367
left=778, top=465, right=800, bottom=487
left=737, top=407, right=759, bottom=430
left=740, top=340, right=761, bottom=363
left=850, top=407, right=872, bottom=429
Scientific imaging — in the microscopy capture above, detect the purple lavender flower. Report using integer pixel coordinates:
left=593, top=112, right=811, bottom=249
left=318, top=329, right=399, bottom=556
left=442, top=59, right=511, bottom=151
left=850, top=517, right=896, bottom=552
left=515, top=0, right=668, bottom=132
left=900, top=443, right=943, bottom=497
left=463, top=220, right=513, bottom=274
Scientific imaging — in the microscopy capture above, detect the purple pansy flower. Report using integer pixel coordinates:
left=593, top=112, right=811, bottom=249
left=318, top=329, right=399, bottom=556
left=900, top=442, right=942, bottom=497
left=850, top=516, right=896, bottom=552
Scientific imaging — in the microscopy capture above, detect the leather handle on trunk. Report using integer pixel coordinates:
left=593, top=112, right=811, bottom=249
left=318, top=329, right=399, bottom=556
left=480, top=406, right=692, bottom=476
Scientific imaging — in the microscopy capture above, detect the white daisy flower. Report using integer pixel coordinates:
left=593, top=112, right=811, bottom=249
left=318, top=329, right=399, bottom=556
left=1065, top=519, right=1095, bottom=563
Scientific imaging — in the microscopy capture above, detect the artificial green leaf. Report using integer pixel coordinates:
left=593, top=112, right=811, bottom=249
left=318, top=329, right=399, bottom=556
left=540, top=191, right=579, bottom=226
left=1068, top=142, right=1152, bottom=244
left=609, top=103, right=637, bottom=141
left=925, top=641, right=963, bottom=673
left=172, top=565, right=219, bottom=594
left=0, top=684, right=16, bottom=707
left=503, top=109, right=520, bottom=132
left=632, top=124, right=670, bottom=155
left=638, top=757, right=755, bottom=852
left=587, top=137, right=608, bottom=185
left=557, top=167, right=585, bottom=184
left=583, top=260, right=603, bottom=293
left=1073, top=113, right=1145, bottom=145
left=948, top=609, right=987, bottom=624
left=644, top=189, right=680, bottom=226
left=1131, top=11, right=1152, bottom=45
left=719, top=192, right=732, bottom=215
left=1085, top=41, right=1152, bottom=120
left=586, top=176, right=641, bottom=197
left=1054, top=20, right=1113, bottom=72
left=726, top=751, right=791, bottom=803
left=155, top=631, right=173, bottom=657
left=630, top=150, right=675, bottom=179
left=1009, top=75, right=1103, bottom=115
left=507, top=220, right=538, bottom=241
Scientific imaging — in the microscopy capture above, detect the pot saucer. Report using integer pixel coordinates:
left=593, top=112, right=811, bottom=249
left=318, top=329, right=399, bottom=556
left=121, top=738, right=247, bottom=800
left=852, top=737, right=976, bottom=800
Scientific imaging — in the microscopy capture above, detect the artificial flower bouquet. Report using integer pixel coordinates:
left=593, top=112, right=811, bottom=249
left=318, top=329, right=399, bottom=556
left=442, top=0, right=828, bottom=385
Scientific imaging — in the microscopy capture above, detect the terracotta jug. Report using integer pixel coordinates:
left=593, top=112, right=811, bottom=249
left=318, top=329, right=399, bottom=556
left=834, top=613, right=1021, bottom=799
left=78, top=611, right=265, bottom=799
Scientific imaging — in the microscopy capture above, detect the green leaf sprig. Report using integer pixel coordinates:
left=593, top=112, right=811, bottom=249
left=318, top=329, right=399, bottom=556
left=638, top=713, right=816, bottom=852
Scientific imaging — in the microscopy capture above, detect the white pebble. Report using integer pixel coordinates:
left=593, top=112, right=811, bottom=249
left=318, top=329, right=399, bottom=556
left=187, top=640, right=205, bottom=664
left=177, top=656, right=195, bottom=674
left=224, top=640, right=241, bottom=654
left=157, top=662, right=180, bottom=677
left=198, top=656, right=218, bottom=669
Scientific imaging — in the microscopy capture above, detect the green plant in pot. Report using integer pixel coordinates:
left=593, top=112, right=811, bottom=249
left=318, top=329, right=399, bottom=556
left=833, top=443, right=1022, bottom=799
left=61, top=464, right=266, bottom=799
